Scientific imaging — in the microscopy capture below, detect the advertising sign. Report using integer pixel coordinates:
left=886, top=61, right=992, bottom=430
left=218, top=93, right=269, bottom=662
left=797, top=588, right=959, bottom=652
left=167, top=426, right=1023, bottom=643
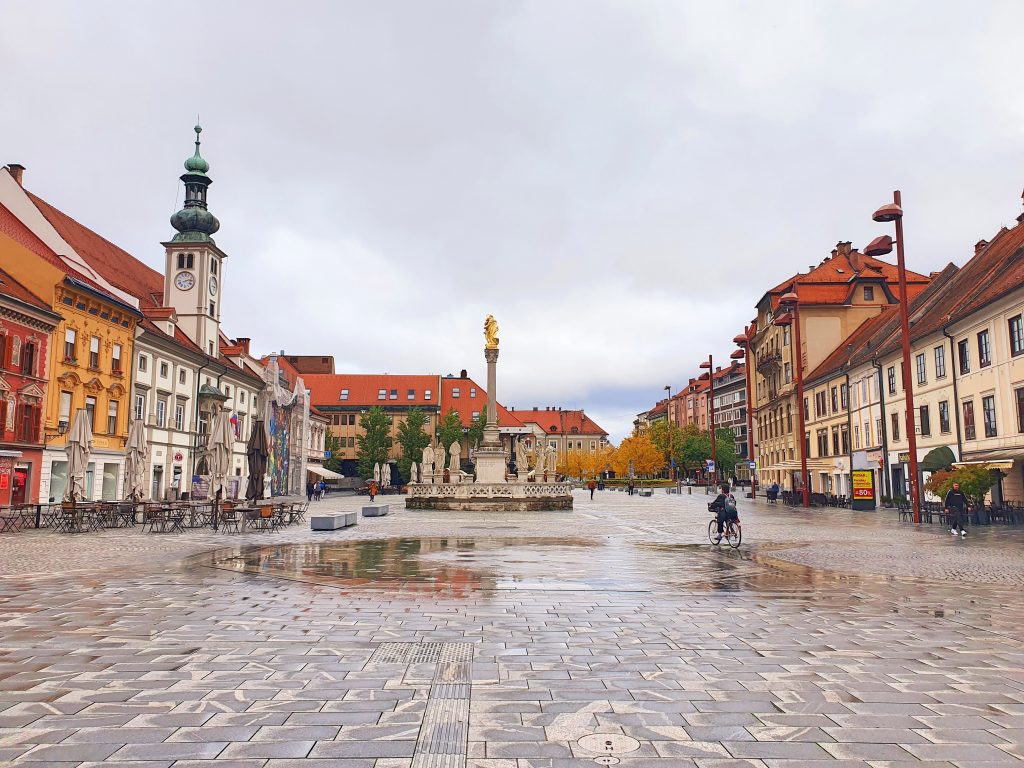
left=898, top=451, right=911, bottom=463
left=705, top=460, right=715, bottom=473
left=851, top=469, right=875, bottom=511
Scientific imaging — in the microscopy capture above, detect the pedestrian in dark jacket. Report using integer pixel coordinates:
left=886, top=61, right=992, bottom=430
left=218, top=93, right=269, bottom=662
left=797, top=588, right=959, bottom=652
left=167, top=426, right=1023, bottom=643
left=306, top=481, right=314, bottom=502
left=587, top=479, right=597, bottom=500
left=945, top=482, right=970, bottom=536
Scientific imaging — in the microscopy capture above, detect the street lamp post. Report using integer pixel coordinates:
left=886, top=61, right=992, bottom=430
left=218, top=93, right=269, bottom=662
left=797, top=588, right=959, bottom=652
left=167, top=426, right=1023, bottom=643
left=775, top=290, right=810, bottom=507
left=699, top=356, right=717, bottom=485
left=664, top=385, right=674, bottom=481
left=865, top=190, right=921, bottom=523
left=732, top=327, right=756, bottom=500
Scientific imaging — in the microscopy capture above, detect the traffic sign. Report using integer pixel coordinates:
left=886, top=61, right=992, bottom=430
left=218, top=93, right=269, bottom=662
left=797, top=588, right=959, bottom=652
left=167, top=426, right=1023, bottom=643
left=748, top=460, right=756, bottom=470
left=705, top=460, right=715, bottom=472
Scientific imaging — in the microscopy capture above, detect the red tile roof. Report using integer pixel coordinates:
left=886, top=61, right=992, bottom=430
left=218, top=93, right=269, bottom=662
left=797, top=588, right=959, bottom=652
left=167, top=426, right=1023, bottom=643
left=761, top=243, right=930, bottom=309
left=510, top=408, right=607, bottom=436
left=27, top=191, right=165, bottom=309
left=0, top=266, right=53, bottom=313
left=440, top=377, right=523, bottom=427
left=805, top=262, right=963, bottom=382
left=0, top=203, right=131, bottom=306
left=305, top=374, right=441, bottom=408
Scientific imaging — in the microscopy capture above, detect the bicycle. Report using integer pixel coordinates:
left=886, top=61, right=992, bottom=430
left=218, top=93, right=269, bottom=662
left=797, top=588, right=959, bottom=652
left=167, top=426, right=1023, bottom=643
left=708, top=514, right=742, bottom=548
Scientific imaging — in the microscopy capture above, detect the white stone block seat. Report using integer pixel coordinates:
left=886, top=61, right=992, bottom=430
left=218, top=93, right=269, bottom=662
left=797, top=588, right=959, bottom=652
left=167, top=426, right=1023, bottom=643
left=310, top=512, right=358, bottom=530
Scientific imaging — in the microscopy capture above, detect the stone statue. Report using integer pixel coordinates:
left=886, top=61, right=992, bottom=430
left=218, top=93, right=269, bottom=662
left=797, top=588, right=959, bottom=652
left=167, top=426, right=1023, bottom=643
left=546, top=445, right=559, bottom=476
left=434, top=446, right=445, bottom=476
left=373, top=462, right=381, bottom=484
left=484, top=315, right=499, bottom=349
left=448, top=441, right=460, bottom=472
left=534, top=443, right=546, bottom=475
left=515, top=440, right=529, bottom=475
left=409, top=461, right=418, bottom=484
left=422, top=445, right=433, bottom=473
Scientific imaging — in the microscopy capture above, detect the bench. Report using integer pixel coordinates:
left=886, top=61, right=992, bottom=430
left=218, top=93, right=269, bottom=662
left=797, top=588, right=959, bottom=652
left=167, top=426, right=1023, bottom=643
left=361, top=504, right=390, bottom=517
left=310, top=512, right=358, bottom=531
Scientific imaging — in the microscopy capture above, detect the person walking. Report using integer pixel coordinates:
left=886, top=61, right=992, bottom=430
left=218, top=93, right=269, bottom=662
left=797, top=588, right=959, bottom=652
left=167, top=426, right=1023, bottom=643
left=587, top=479, right=597, bottom=500
left=306, top=481, right=314, bottom=502
left=945, top=481, right=970, bottom=537
left=368, top=480, right=378, bottom=502
left=627, top=479, right=635, bottom=496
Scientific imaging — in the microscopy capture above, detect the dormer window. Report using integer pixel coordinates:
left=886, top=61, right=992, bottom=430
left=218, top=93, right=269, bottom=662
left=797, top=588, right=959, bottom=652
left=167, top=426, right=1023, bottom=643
left=340, top=389, right=349, bottom=401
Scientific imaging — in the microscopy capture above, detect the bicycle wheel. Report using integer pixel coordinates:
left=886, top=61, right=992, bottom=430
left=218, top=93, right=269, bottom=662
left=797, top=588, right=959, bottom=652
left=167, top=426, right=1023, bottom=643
left=726, top=521, right=742, bottom=548
left=708, top=518, right=720, bottom=545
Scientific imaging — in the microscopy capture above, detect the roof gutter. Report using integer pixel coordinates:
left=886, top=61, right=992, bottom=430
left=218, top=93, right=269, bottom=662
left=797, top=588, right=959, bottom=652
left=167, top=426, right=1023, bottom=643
left=870, top=357, right=891, bottom=499
left=942, top=324, right=964, bottom=460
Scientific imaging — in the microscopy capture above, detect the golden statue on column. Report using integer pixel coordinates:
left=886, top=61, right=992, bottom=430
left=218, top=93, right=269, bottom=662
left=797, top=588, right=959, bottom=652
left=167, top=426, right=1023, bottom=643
left=484, top=314, right=499, bottom=349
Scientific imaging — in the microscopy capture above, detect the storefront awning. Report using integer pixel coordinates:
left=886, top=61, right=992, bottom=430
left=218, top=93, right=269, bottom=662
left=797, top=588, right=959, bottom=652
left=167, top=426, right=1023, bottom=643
left=307, top=465, right=344, bottom=479
left=953, top=460, right=1015, bottom=471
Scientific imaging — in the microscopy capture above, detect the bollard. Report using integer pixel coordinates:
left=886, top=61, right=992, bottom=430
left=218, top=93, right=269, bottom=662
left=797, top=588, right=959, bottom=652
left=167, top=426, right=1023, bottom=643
left=687, top=486, right=691, bottom=495
left=35, top=503, right=42, bottom=529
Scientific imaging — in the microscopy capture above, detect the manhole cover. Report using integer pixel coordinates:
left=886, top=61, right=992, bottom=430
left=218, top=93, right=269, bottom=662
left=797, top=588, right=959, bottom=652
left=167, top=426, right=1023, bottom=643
left=578, top=734, right=641, bottom=755
left=593, top=757, right=619, bottom=765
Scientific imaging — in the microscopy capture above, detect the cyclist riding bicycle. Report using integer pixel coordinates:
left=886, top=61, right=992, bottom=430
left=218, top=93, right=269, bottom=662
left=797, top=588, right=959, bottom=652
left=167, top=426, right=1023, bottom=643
left=708, top=482, right=738, bottom=544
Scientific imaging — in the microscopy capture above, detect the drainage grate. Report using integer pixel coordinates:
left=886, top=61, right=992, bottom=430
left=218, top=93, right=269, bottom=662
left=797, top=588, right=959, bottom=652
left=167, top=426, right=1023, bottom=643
left=368, top=642, right=444, bottom=665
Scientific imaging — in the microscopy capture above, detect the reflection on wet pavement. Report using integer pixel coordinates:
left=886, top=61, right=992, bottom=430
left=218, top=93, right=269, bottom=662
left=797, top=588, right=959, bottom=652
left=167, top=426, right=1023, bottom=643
left=202, top=536, right=899, bottom=598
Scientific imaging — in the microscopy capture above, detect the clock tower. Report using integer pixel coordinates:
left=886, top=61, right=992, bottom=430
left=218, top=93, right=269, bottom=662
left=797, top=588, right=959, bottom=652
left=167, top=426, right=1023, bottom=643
left=163, top=125, right=226, bottom=357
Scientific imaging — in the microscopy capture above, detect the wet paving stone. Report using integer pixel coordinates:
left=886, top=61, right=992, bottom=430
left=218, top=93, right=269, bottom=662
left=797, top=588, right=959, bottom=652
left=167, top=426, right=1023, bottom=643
left=1, top=490, right=1024, bottom=765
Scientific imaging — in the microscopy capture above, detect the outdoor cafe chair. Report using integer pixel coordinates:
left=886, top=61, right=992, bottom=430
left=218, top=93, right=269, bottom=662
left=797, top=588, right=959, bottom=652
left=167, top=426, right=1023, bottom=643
left=219, top=507, right=241, bottom=533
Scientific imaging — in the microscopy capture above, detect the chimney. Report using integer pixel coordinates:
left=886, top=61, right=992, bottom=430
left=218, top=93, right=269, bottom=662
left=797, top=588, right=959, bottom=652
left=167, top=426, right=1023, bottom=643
left=975, top=239, right=989, bottom=254
left=460, top=369, right=467, bottom=378
left=6, top=164, right=24, bottom=186
left=236, top=337, right=251, bottom=354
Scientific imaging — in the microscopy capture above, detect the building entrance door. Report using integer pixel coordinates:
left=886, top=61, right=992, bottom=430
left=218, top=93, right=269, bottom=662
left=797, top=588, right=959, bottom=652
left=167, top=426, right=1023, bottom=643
left=152, top=465, right=164, bottom=500
left=12, top=466, right=28, bottom=505
left=891, top=465, right=905, bottom=498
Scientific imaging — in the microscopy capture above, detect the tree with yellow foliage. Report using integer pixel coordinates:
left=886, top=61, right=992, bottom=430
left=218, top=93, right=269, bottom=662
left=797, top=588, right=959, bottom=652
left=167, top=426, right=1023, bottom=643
left=609, top=433, right=664, bottom=477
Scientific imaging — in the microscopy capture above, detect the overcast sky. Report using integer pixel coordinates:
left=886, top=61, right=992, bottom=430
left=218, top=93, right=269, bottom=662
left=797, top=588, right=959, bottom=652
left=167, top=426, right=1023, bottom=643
left=5, top=1, right=1024, bottom=440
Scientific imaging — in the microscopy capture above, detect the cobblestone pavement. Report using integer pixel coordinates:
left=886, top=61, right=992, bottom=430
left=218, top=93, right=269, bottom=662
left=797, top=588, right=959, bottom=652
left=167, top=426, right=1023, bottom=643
left=1, top=489, right=1023, bottom=767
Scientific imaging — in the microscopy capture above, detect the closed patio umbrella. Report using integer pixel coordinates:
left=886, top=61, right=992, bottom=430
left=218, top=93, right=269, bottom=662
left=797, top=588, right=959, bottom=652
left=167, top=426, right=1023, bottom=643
left=382, top=463, right=391, bottom=488
left=207, top=407, right=235, bottom=500
left=65, top=408, right=93, bottom=502
left=123, top=419, right=148, bottom=501
left=373, top=462, right=381, bottom=485
left=245, top=419, right=268, bottom=502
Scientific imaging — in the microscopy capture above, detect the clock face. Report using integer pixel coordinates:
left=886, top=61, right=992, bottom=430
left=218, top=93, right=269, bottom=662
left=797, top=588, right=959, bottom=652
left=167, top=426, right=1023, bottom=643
left=209, top=275, right=218, bottom=296
left=174, top=271, right=195, bottom=290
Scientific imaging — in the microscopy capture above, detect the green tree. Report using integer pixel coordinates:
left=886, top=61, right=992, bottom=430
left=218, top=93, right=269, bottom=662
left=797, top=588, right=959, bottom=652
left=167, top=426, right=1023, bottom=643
left=356, top=406, right=393, bottom=479
left=436, top=408, right=465, bottom=453
left=648, top=420, right=685, bottom=470
left=397, top=408, right=430, bottom=482
left=467, top=406, right=488, bottom=447
left=713, top=427, right=739, bottom=482
left=678, top=424, right=711, bottom=476
left=925, top=464, right=996, bottom=507
left=324, top=431, right=345, bottom=474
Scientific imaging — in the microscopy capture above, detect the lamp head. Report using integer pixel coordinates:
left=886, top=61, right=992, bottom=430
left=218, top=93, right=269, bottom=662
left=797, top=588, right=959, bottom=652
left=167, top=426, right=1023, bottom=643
left=698, top=361, right=711, bottom=370
left=864, top=234, right=894, bottom=257
left=872, top=202, right=903, bottom=222
left=732, top=333, right=747, bottom=345
left=779, top=291, right=799, bottom=306
left=730, top=349, right=744, bottom=360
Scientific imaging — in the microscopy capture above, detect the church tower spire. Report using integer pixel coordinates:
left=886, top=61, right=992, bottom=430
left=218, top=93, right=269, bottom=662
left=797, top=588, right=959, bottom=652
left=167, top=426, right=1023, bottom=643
left=169, top=125, right=220, bottom=243
left=162, top=124, right=227, bottom=358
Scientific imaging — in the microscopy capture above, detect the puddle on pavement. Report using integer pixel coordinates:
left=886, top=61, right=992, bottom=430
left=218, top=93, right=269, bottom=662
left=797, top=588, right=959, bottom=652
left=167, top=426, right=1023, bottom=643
left=191, top=535, right=864, bottom=598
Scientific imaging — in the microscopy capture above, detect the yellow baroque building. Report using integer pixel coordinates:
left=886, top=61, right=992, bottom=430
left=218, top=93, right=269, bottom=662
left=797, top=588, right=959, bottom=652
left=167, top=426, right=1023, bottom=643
left=0, top=195, right=140, bottom=500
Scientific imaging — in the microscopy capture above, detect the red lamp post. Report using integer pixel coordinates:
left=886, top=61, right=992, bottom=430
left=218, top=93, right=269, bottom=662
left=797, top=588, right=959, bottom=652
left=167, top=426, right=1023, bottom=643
left=865, top=191, right=921, bottom=523
left=664, top=384, right=674, bottom=481
left=732, top=327, right=755, bottom=499
left=699, top=356, right=717, bottom=484
left=775, top=290, right=810, bottom=507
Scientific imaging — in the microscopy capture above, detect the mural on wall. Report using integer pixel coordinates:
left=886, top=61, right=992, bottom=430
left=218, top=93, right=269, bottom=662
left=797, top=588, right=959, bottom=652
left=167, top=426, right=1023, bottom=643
left=268, top=399, right=291, bottom=496
left=260, top=357, right=309, bottom=497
